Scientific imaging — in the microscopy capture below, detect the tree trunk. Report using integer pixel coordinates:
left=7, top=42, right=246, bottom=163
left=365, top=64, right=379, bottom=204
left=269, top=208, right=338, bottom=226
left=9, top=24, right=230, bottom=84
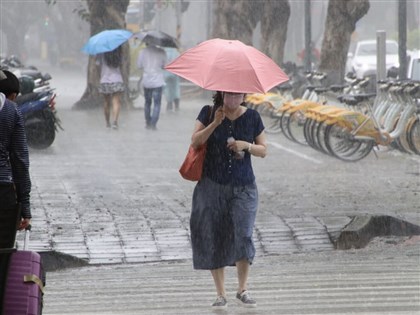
left=212, top=0, right=261, bottom=45
left=318, top=0, right=370, bottom=84
left=74, top=0, right=129, bottom=109
left=260, top=0, right=290, bottom=66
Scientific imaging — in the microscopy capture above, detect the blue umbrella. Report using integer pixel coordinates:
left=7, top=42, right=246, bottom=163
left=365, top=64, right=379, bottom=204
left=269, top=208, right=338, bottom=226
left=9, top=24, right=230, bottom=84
left=82, top=29, right=132, bottom=55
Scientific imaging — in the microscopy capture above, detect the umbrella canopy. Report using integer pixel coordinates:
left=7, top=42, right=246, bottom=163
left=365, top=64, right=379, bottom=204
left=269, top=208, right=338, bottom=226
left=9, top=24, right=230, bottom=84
left=134, top=30, right=178, bottom=48
left=82, top=29, right=132, bottom=55
left=164, top=38, right=289, bottom=94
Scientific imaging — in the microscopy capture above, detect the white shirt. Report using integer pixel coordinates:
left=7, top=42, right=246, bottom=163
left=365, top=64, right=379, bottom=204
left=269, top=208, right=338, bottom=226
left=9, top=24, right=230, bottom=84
left=137, top=45, right=167, bottom=89
left=97, top=55, right=123, bottom=84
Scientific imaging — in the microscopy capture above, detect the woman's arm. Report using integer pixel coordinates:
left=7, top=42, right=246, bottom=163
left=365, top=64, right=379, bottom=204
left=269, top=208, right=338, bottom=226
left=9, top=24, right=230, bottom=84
left=228, top=131, right=267, bottom=158
left=191, top=107, right=224, bottom=149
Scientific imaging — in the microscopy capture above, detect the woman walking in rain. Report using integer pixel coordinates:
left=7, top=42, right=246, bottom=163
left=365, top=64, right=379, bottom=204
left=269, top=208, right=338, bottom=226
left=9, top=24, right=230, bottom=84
left=163, top=47, right=180, bottom=112
left=97, top=46, right=125, bottom=130
left=189, top=91, right=267, bottom=309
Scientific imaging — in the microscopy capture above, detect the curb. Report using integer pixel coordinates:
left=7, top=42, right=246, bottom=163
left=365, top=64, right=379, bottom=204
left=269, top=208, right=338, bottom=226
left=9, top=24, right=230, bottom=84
left=333, top=215, right=420, bottom=249
left=39, top=251, right=89, bottom=271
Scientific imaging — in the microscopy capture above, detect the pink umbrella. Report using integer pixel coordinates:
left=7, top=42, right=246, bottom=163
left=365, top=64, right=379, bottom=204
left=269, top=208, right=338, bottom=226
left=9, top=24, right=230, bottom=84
left=164, top=38, right=289, bottom=93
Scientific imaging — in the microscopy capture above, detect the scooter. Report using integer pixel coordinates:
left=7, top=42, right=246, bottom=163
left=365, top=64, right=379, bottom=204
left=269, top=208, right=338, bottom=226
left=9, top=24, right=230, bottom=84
left=15, top=88, right=62, bottom=150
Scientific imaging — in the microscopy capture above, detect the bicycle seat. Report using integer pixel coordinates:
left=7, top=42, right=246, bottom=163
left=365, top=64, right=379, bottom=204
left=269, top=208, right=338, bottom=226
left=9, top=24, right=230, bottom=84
left=406, top=85, right=419, bottom=96
left=339, top=95, right=359, bottom=106
left=337, top=93, right=376, bottom=106
left=329, top=85, right=347, bottom=92
left=306, top=85, right=318, bottom=91
left=358, top=79, right=370, bottom=88
left=353, top=93, right=376, bottom=102
left=277, top=82, right=293, bottom=91
left=314, top=87, right=329, bottom=94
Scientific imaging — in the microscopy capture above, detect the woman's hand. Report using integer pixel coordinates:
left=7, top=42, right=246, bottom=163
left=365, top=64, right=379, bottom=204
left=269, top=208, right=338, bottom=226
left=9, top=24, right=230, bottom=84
left=212, top=107, right=225, bottom=126
left=227, top=139, right=248, bottom=152
left=18, top=218, right=31, bottom=231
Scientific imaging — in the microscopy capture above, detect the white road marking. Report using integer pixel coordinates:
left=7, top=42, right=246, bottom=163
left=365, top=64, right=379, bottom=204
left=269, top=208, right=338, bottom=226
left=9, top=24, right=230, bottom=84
left=268, top=141, right=323, bottom=164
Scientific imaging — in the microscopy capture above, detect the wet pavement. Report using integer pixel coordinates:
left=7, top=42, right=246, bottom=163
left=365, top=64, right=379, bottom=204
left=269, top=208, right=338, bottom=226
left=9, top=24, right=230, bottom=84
left=17, top=65, right=420, bottom=314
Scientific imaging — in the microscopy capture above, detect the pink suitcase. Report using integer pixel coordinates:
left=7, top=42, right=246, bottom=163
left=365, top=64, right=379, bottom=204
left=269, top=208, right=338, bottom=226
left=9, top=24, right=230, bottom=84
left=1, top=227, right=45, bottom=315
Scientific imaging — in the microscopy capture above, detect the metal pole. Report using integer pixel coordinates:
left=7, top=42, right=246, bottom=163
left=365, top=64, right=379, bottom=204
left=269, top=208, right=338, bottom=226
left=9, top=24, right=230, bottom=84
left=207, top=0, right=213, bottom=39
left=176, top=1, right=182, bottom=44
left=304, top=0, right=312, bottom=72
left=376, top=31, right=387, bottom=92
left=398, top=0, right=407, bottom=80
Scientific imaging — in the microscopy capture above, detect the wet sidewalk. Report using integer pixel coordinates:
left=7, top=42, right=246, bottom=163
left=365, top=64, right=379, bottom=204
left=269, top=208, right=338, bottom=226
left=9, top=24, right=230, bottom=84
left=25, top=92, right=353, bottom=265
left=20, top=66, right=420, bottom=314
left=44, top=240, right=420, bottom=315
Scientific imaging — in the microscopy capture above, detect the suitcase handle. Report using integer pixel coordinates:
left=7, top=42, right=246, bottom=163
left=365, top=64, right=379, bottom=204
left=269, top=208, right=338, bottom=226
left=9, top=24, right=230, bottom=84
left=23, top=224, right=31, bottom=251
left=24, top=274, right=45, bottom=294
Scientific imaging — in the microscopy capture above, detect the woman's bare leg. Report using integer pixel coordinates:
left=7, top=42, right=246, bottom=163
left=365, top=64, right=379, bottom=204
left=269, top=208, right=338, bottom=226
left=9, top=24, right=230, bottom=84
left=111, top=93, right=121, bottom=125
left=103, top=95, right=111, bottom=127
left=210, top=268, right=226, bottom=297
left=236, top=259, right=250, bottom=293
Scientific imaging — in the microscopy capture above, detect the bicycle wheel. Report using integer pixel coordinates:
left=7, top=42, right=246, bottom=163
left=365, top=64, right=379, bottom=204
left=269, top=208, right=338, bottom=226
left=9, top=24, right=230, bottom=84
left=306, top=118, right=321, bottom=151
left=287, top=110, right=307, bottom=145
left=280, top=110, right=293, bottom=140
left=392, top=116, right=415, bottom=154
left=262, top=112, right=282, bottom=134
left=408, top=117, right=420, bottom=155
left=325, top=125, right=374, bottom=162
left=303, top=118, right=315, bottom=148
left=256, top=102, right=274, bottom=116
left=315, top=121, right=332, bottom=155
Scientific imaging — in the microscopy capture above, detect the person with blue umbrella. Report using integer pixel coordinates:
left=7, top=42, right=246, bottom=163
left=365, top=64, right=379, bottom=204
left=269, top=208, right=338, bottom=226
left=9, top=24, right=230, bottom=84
left=83, top=29, right=132, bottom=129
left=96, top=46, right=125, bottom=129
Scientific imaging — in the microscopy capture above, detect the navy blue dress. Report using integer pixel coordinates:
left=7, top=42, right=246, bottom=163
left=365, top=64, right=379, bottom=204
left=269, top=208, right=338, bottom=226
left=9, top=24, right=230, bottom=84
left=190, top=105, right=264, bottom=270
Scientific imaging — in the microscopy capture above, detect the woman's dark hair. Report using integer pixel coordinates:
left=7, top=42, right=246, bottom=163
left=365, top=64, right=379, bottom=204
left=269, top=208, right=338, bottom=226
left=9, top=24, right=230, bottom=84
left=212, top=91, right=223, bottom=108
left=0, top=70, right=20, bottom=97
left=209, top=91, right=223, bottom=121
left=104, top=46, right=122, bottom=68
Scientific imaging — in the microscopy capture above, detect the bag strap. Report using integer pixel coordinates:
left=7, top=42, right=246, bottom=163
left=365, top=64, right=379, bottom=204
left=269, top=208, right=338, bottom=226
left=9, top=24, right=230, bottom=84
left=206, top=105, right=213, bottom=125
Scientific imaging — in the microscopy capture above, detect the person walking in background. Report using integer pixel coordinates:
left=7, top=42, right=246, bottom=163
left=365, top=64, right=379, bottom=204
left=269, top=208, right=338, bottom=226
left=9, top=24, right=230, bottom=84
left=137, top=42, right=167, bottom=130
left=163, top=47, right=180, bottom=112
left=189, top=91, right=267, bottom=309
left=97, top=46, right=125, bottom=130
left=297, top=41, right=320, bottom=66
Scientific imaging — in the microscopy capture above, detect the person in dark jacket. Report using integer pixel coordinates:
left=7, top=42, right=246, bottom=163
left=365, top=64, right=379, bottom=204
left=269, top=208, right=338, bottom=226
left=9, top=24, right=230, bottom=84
left=0, top=69, right=32, bottom=312
left=0, top=70, right=32, bottom=231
